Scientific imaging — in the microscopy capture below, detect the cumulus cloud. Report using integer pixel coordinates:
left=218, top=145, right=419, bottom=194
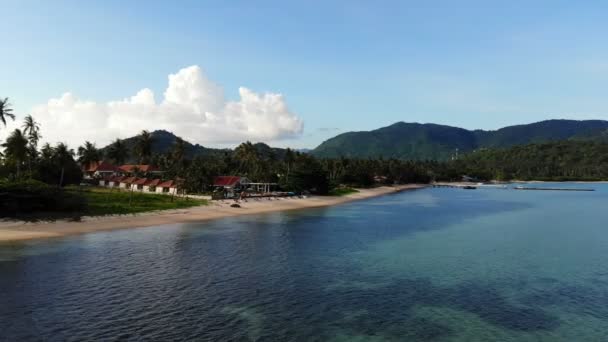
left=27, top=65, right=303, bottom=147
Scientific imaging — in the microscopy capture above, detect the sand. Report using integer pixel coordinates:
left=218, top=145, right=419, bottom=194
left=0, top=185, right=427, bottom=243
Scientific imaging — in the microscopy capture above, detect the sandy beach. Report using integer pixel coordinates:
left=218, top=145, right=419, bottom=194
left=0, top=184, right=426, bottom=243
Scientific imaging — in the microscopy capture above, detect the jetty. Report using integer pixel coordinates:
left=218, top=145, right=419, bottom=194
left=513, top=186, right=595, bottom=192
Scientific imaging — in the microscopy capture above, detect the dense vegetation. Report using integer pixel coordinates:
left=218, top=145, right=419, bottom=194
left=0, top=180, right=86, bottom=219
left=455, top=140, right=608, bottom=181
left=313, top=120, right=608, bottom=160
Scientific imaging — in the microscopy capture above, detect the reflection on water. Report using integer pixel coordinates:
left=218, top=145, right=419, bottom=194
left=1, top=185, right=608, bottom=341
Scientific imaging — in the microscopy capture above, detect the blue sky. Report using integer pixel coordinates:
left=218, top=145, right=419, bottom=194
left=2, top=0, right=608, bottom=148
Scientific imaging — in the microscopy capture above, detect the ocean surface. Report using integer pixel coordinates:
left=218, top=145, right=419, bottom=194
left=1, top=183, right=608, bottom=341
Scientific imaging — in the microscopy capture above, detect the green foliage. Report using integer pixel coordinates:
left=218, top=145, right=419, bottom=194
left=0, top=180, right=87, bottom=218
left=313, top=120, right=608, bottom=160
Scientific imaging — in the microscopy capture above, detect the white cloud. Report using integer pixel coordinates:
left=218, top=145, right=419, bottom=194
left=23, top=65, right=303, bottom=147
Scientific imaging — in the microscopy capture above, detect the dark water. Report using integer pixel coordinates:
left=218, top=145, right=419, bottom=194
left=2, top=184, right=608, bottom=341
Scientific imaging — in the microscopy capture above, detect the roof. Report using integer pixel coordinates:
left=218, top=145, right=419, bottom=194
left=158, top=180, right=177, bottom=188
left=144, top=179, right=161, bottom=186
left=132, top=178, right=148, bottom=185
left=213, top=176, right=242, bottom=187
left=120, top=177, right=138, bottom=184
left=86, top=161, right=118, bottom=173
left=119, top=165, right=161, bottom=173
left=110, top=176, right=126, bottom=182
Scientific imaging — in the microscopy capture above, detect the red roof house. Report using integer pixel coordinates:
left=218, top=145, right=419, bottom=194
left=84, top=161, right=119, bottom=178
left=213, top=176, right=245, bottom=187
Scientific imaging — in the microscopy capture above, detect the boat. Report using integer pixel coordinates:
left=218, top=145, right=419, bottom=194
left=463, top=186, right=477, bottom=190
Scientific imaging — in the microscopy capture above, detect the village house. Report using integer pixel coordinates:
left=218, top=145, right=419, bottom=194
left=83, top=161, right=119, bottom=179
left=107, top=176, right=125, bottom=188
left=213, top=176, right=251, bottom=198
left=156, top=180, right=178, bottom=195
left=143, top=179, right=161, bottom=192
left=132, top=178, right=148, bottom=191
left=119, top=177, right=137, bottom=189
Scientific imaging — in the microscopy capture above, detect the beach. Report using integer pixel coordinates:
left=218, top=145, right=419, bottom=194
left=0, top=184, right=426, bottom=243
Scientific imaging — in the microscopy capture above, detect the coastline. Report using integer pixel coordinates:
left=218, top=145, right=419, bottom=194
left=0, top=184, right=427, bottom=243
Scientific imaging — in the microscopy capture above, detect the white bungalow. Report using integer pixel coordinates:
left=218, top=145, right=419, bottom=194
left=156, top=180, right=179, bottom=195
left=143, top=179, right=161, bottom=193
left=119, top=177, right=137, bottom=189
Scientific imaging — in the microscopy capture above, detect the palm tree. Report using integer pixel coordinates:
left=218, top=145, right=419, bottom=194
left=77, top=141, right=101, bottom=170
left=22, top=115, right=42, bottom=176
left=234, top=141, right=259, bottom=176
left=54, top=143, right=75, bottom=187
left=107, top=138, right=129, bottom=165
left=22, top=115, right=41, bottom=145
left=1, top=129, right=28, bottom=178
left=134, top=130, right=153, bottom=164
left=0, top=97, right=16, bottom=127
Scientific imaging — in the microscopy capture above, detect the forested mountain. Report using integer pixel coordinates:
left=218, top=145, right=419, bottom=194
left=99, top=130, right=224, bottom=160
left=312, top=120, right=608, bottom=160
left=99, top=130, right=288, bottom=163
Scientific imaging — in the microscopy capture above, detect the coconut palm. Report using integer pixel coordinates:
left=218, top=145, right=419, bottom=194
left=77, top=141, right=101, bottom=170
left=22, top=115, right=41, bottom=145
left=0, top=97, right=16, bottom=127
left=1, top=129, right=28, bottom=178
left=54, top=142, right=75, bottom=186
left=107, top=138, right=129, bottom=165
left=134, top=130, right=153, bottom=164
left=22, top=115, right=42, bottom=176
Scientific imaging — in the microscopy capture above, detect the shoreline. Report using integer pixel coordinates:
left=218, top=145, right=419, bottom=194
left=0, top=184, right=427, bottom=243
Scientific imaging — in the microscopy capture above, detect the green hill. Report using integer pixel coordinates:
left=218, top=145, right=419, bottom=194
left=100, top=130, right=287, bottom=162
left=313, top=120, right=608, bottom=160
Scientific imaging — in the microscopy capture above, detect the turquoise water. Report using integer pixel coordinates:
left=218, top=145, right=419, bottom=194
left=1, top=184, right=608, bottom=341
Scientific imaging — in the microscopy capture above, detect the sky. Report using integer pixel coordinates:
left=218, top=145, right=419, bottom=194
left=2, top=0, right=608, bottom=149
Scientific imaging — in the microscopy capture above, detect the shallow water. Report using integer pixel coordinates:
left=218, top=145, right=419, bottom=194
left=1, top=184, right=608, bottom=341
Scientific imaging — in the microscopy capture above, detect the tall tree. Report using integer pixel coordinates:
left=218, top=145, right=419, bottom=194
left=234, top=141, right=259, bottom=177
left=107, top=138, right=129, bottom=165
left=1, top=129, right=28, bottom=178
left=54, top=143, right=75, bottom=186
left=77, top=141, right=101, bottom=170
left=0, top=97, right=16, bottom=127
left=22, top=115, right=41, bottom=145
left=22, top=115, right=42, bottom=176
left=134, top=130, right=153, bottom=164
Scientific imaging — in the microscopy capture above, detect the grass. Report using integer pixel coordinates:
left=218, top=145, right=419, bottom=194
left=67, top=186, right=208, bottom=216
left=328, top=187, right=359, bottom=196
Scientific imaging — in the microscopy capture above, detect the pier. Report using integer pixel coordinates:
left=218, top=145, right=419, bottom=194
left=513, top=187, right=595, bottom=191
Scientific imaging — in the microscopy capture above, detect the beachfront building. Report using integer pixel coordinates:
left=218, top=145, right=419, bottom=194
left=143, top=179, right=161, bottom=192
left=83, top=161, right=119, bottom=179
left=213, top=176, right=251, bottom=198
left=156, top=180, right=178, bottom=194
left=118, top=165, right=163, bottom=177
left=107, top=176, right=125, bottom=188
left=132, top=178, right=148, bottom=191
left=119, top=177, right=137, bottom=189
left=212, top=176, right=278, bottom=199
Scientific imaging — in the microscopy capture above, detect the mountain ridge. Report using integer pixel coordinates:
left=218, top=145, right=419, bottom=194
left=312, top=119, right=608, bottom=160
